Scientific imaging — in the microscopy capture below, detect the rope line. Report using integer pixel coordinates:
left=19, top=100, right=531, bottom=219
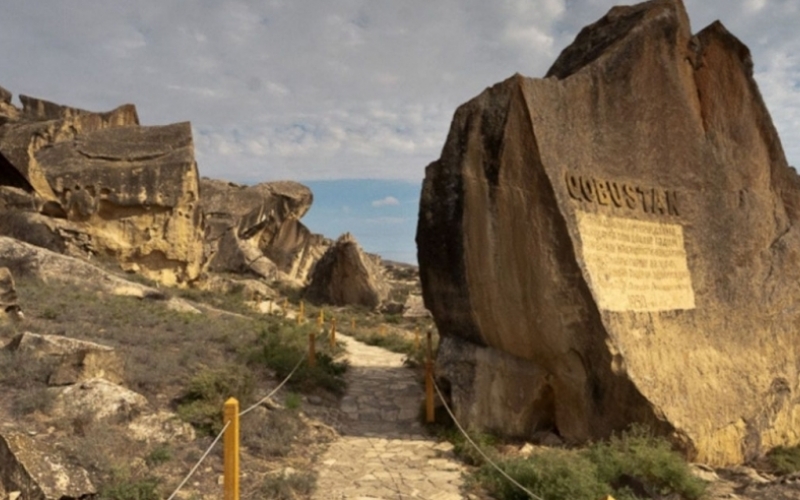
left=166, top=421, right=230, bottom=500
left=240, top=355, right=305, bottom=417
left=432, top=381, right=546, bottom=500
left=167, top=354, right=305, bottom=499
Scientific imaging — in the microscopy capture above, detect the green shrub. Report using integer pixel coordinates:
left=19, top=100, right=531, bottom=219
left=99, top=473, right=160, bottom=500
left=244, top=323, right=347, bottom=395
left=260, top=470, right=315, bottom=499
left=584, top=425, right=706, bottom=500
left=144, top=445, right=171, bottom=467
left=767, top=445, right=800, bottom=475
left=241, top=408, right=303, bottom=457
left=176, top=365, right=254, bottom=436
left=479, top=450, right=609, bottom=500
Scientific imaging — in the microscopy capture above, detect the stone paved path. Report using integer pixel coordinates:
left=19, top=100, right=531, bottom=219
left=313, top=334, right=466, bottom=500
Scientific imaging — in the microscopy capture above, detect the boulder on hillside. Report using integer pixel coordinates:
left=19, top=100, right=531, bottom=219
left=305, top=233, right=390, bottom=309
left=6, top=332, right=124, bottom=386
left=0, top=431, right=95, bottom=500
left=0, top=91, right=204, bottom=286
left=200, top=178, right=330, bottom=283
left=49, top=378, right=148, bottom=423
left=417, top=0, right=800, bottom=466
left=0, top=267, right=21, bottom=322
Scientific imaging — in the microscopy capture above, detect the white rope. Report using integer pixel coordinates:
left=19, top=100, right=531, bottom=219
left=166, top=354, right=305, bottom=499
left=166, top=421, right=230, bottom=500
left=239, top=354, right=305, bottom=417
left=432, top=381, right=546, bottom=500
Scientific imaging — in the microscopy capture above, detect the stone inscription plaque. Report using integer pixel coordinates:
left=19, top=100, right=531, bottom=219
left=576, top=211, right=695, bottom=312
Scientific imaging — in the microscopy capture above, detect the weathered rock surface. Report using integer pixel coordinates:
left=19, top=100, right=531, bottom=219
left=0, top=90, right=204, bottom=286
left=6, top=332, right=123, bottom=386
left=49, top=378, right=148, bottom=422
left=305, top=233, right=390, bottom=309
left=417, top=0, right=800, bottom=466
left=0, top=267, right=21, bottom=322
left=200, top=178, right=329, bottom=283
left=0, top=431, right=95, bottom=500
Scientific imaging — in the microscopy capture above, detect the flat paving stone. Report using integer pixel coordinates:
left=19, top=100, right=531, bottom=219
left=312, top=334, right=466, bottom=499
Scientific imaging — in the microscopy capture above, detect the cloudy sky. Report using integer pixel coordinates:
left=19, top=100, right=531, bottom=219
left=1, top=0, right=798, bottom=263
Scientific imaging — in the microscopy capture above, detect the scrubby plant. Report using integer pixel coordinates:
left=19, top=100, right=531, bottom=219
left=98, top=472, right=160, bottom=500
left=458, top=425, right=706, bottom=500
left=767, top=445, right=800, bottom=475
left=584, top=425, right=707, bottom=499
left=176, top=364, right=254, bottom=436
left=259, top=470, right=315, bottom=500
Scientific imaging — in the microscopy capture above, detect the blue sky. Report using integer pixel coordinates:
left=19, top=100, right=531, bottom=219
left=1, top=0, right=799, bottom=264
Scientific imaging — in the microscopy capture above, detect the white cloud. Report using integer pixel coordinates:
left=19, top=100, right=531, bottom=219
left=371, top=196, right=400, bottom=207
left=0, top=0, right=797, bottom=183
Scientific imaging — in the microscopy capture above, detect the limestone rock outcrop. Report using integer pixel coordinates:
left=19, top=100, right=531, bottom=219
left=200, top=178, right=330, bottom=283
left=0, top=431, right=95, bottom=500
left=305, top=233, right=390, bottom=309
left=0, top=267, right=21, bottom=322
left=0, top=88, right=203, bottom=286
left=6, top=332, right=124, bottom=386
left=417, top=0, right=800, bottom=466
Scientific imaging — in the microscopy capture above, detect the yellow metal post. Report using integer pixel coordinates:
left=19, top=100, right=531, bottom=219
left=282, top=298, right=288, bottom=317
left=223, top=398, right=240, bottom=500
left=380, top=324, right=386, bottom=337
left=297, top=300, right=305, bottom=324
left=330, top=318, right=337, bottom=348
left=317, top=309, right=324, bottom=328
left=308, top=332, right=316, bottom=367
left=425, top=330, right=434, bottom=423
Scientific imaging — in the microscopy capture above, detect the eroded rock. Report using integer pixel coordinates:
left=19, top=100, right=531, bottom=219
left=0, top=431, right=95, bottom=500
left=49, top=378, right=148, bottom=423
left=418, top=0, right=800, bottom=466
left=6, top=332, right=123, bottom=386
left=0, top=92, right=203, bottom=286
left=305, top=233, right=390, bottom=309
left=0, top=267, right=21, bottom=323
left=200, top=178, right=330, bottom=283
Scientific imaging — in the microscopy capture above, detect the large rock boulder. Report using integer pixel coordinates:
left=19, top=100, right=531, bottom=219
left=305, top=233, right=390, bottom=308
left=0, top=91, right=204, bottom=286
left=0, top=431, right=95, bottom=500
left=200, top=178, right=330, bottom=283
left=5, top=332, right=124, bottom=386
left=417, top=0, right=800, bottom=466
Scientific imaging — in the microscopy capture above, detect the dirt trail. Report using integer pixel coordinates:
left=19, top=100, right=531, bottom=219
left=312, top=334, right=465, bottom=500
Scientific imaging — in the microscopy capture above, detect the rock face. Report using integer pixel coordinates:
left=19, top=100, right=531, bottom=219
left=0, top=267, right=21, bottom=321
left=6, top=332, right=124, bottom=386
left=0, top=431, right=95, bottom=500
left=200, top=178, right=330, bottom=283
left=0, top=89, right=203, bottom=286
left=417, top=0, right=800, bottom=466
left=305, top=233, right=390, bottom=309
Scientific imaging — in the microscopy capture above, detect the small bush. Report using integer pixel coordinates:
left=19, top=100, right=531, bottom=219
left=241, top=408, right=303, bottom=457
left=767, top=445, right=800, bottom=475
left=466, top=425, right=705, bottom=500
left=259, top=470, right=315, bottom=500
left=176, top=365, right=254, bottom=436
left=12, top=387, right=54, bottom=416
left=584, top=425, right=707, bottom=500
left=144, top=445, right=171, bottom=467
left=244, top=323, right=347, bottom=395
left=479, top=450, right=609, bottom=500
left=99, top=473, right=160, bottom=500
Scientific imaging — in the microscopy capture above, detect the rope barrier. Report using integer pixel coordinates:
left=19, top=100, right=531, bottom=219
left=166, top=421, right=230, bottom=500
left=432, top=381, right=546, bottom=500
left=167, top=354, right=306, bottom=499
left=239, top=355, right=305, bottom=417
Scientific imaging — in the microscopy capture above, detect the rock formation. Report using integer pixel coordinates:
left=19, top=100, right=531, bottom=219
left=417, top=0, right=800, bottom=466
left=305, top=233, right=390, bottom=309
left=0, top=267, right=21, bottom=322
left=200, top=177, right=330, bottom=283
left=0, top=89, right=204, bottom=286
